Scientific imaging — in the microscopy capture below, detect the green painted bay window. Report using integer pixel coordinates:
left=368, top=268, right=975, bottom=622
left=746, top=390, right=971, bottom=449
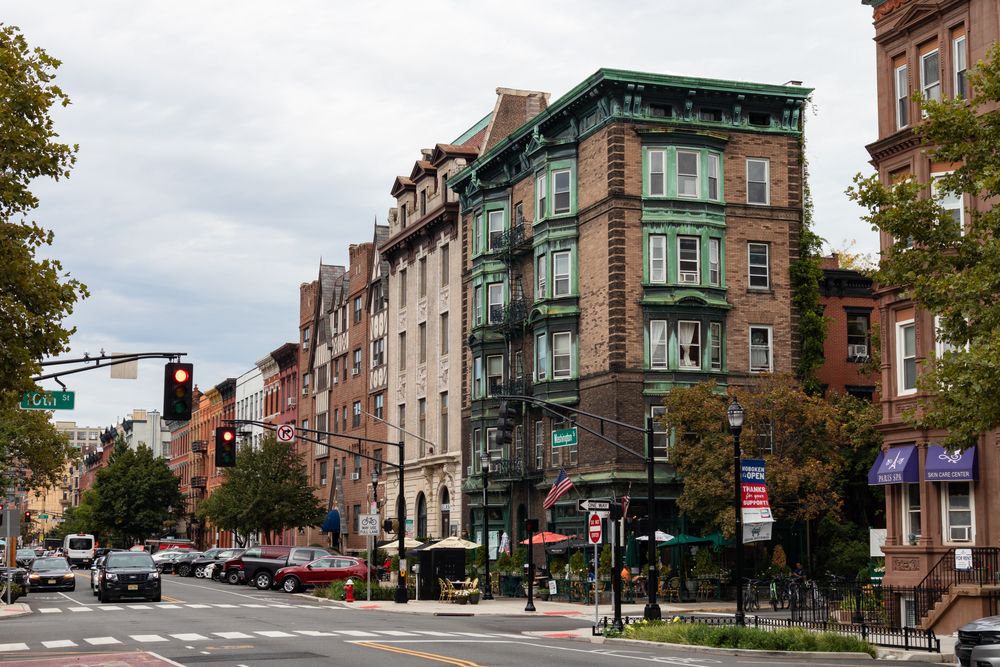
left=533, top=329, right=577, bottom=382
left=534, top=160, right=577, bottom=221
left=534, top=245, right=576, bottom=301
left=643, top=146, right=724, bottom=202
left=643, top=228, right=724, bottom=288
left=646, top=316, right=726, bottom=372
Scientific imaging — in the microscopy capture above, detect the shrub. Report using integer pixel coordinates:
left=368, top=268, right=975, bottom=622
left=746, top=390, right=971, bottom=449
left=312, top=578, right=395, bottom=601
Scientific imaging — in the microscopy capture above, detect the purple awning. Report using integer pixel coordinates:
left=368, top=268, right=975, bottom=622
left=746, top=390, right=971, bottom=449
left=869, top=445, right=919, bottom=485
left=867, top=450, right=885, bottom=486
left=925, top=445, right=978, bottom=481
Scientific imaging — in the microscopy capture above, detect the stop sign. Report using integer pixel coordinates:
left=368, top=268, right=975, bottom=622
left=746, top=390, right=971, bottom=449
left=588, top=512, right=602, bottom=544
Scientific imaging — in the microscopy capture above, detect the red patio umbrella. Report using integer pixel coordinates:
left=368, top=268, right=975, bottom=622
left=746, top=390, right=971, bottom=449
left=520, top=532, right=570, bottom=545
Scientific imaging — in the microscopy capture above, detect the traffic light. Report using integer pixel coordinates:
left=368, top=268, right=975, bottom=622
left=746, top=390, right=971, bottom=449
left=23, top=511, right=32, bottom=523
left=163, top=362, right=194, bottom=421
left=496, top=400, right=520, bottom=446
left=382, top=518, right=399, bottom=534
left=215, top=427, right=237, bottom=467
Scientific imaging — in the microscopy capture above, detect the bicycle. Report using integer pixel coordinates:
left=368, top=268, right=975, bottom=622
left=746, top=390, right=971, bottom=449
left=743, top=578, right=761, bottom=612
left=769, top=576, right=791, bottom=611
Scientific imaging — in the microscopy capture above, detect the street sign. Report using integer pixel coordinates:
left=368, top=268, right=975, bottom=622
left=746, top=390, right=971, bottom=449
left=39, top=514, right=49, bottom=520
left=552, top=427, right=578, bottom=448
left=359, top=513, right=380, bottom=536
left=578, top=499, right=610, bottom=512
left=588, top=512, right=603, bottom=544
left=20, top=390, right=75, bottom=411
left=276, top=424, right=296, bottom=442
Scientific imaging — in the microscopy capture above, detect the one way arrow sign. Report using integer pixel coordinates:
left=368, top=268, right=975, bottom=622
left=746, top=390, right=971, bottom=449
left=578, top=499, right=610, bottom=512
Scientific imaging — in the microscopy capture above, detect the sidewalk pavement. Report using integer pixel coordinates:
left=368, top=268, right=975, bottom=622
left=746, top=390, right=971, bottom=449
left=0, top=603, right=31, bottom=620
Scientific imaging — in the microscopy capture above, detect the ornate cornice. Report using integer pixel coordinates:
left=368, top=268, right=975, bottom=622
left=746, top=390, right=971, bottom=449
left=865, top=127, right=921, bottom=164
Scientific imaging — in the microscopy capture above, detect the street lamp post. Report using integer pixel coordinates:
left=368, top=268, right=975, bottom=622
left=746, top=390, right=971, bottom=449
left=370, top=469, right=379, bottom=603
left=480, top=451, right=493, bottom=600
left=395, top=439, right=407, bottom=604
left=643, top=415, right=661, bottom=621
left=727, top=397, right=746, bottom=627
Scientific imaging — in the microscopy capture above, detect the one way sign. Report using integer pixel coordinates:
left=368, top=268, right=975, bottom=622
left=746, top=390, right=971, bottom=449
left=578, top=499, right=610, bottom=512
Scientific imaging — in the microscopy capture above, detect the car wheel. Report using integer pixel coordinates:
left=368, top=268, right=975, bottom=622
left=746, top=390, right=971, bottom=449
left=150, top=592, right=161, bottom=602
left=253, top=572, right=272, bottom=590
left=194, top=566, right=206, bottom=578
left=226, top=569, right=241, bottom=585
left=98, top=588, right=107, bottom=603
left=68, top=584, right=76, bottom=592
left=281, top=576, right=300, bottom=594
left=177, top=564, right=192, bottom=577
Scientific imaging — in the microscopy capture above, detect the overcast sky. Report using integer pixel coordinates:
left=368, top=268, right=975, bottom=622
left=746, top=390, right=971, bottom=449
left=7, top=1, right=880, bottom=430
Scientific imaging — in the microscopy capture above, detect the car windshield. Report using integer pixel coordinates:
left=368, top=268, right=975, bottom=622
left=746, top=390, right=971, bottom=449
left=32, top=558, right=68, bottom=571
left=106, top=553, right=154, bottom=568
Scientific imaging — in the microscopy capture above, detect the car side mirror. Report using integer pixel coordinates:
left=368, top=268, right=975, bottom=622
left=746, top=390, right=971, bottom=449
left=306, top=564, right=313, bottom=570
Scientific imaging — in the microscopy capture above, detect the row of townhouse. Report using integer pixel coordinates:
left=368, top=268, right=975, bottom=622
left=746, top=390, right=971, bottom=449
left=168, top=68, right=880, bottom=556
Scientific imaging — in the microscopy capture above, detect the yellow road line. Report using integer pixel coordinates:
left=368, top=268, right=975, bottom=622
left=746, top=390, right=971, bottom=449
left=354, top=641, right=485, bottom=667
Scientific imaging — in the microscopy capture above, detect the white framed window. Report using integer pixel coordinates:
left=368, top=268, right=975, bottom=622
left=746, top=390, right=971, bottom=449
left=487, top=282, right=504, bottom=324
left=748, top=242, right=770, bottom=289
left=536, top=173, right=547, bottom=218
left=648, top=149, right=666, bottom=196
left=921, top=49, right=941, bottom=103
left=553, top=251, right=571, bottom=297
left=473, top=213, right=481, bottom=254
left=710, top=322, right=723, bottom=370
left=934, top=314, right=966, bottom=357
left=649, top=320, right=668, bottom=369
left=473, top=356, right=483, bottom=399
left=707, top=154, right=720, bottom=200
left=374, top=393, right=384, bottom=420
left=552, top=169, right=571, bottom=214
left=747, top=158, right=770, bottom=205
left=353, top=349, right=362, bottom=375
left=473, top=284, right=483, bottom=326
left=678, top=236, right=700, bottom=284
left=903, top=482, right=921, bottom=543
left=749, top=325, right=772, bottom=373
left=847, top=312, right=870, bottom=359
left=487, top=210, right=504, bottom=251
left=943, top=481, right=973, bottom=543
left=552, top=332, right=572, bottom=379
left=486, top=427, right=502, bottom=460
left=896, top=320, right=917, bottom=395
left=678, top=321, right=701, bottom=369
left=708, top=238, right=721, bottom=286
left=676, top=149, right=699, bottom=198
left=536, top=254, right=546, bottom=299
left=651, top=406, right=669, bottom=461
left=649, top=235, right=667, bottom=284
left=895, top=64, right=909, bottom=129
left=486, top=355, right=503, bottom=396
left=932, top=173, right=963, bottom=232
left=534, top=421, right=544, bottom=469
left=953, top=34, right=967, bottom=99
left=535, top=333, right=548, bottom=381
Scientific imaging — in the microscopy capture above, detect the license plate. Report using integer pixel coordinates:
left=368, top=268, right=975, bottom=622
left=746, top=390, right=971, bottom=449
left=128, top=584, right=138, bottom=590
left=48, top=579, right=56, bottom=584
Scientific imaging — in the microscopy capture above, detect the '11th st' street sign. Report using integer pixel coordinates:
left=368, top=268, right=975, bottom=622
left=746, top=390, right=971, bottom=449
left=20, top=390, right=75, bottom=411
left=552, top=427, right=578, bottom=448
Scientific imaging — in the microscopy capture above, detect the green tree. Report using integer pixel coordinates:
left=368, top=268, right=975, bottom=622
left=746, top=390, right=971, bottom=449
left=0, top=24, right=87, bottom=403
left=0, top=407, right=76, bottom=493
left=198, top=436, right=325, bottom=544
left=848, top=43, right=1000, bottom=449
left=50, top=488, right=99, bottom=541
left=90, top=440, right=184, bottom=547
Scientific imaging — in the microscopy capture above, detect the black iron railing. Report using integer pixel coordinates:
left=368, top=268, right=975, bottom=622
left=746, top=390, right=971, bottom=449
left=190, top=476, right=207, bottom=488
left=191, top=440, right=208, bottom=453
left=913, top=547, right=1000, bottom=623
left=488, top=458, right=524, bottom=481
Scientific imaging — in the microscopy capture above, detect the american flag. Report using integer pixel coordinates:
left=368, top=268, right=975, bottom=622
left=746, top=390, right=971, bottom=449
left=543, top=468, right=574, bottom=510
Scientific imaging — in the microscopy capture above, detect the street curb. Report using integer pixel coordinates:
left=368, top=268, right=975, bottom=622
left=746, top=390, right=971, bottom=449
left=603, top=636, right=877, bottom=660
left=0, top=603, right=33, bottom=620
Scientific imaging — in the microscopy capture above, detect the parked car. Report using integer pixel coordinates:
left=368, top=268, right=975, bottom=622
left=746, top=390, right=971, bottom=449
left=163, top=551, right=203, bottom=576
left=33, top=546, right=45, bottom=557
left=27, top=557, right=76, bottom=592
left=221, top=545, right=330, bottom=590
left=957, top=615, right=1000, bottom=667
left=275, top=556, right=368, bottom=593
left=16, top=548, right=36, bottom=568
left=0, top=566, right=27, bottom=601
left=152, top=550, right=188, bottom=573
left=97, top=551, right=161, bottom=603
left=192, top=548, right=243, bottom=579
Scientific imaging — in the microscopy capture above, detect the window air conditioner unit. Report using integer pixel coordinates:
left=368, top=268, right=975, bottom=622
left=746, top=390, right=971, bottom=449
left=848, top=344, right=869, bottom=359
left=679, top=272, right=699, bottom=284
left=333, top=376, right=338, bottom=384
left=352, top=369, right=360, bottom=376
left=287, top=397, right=296, bottom=408
left=950, top=525, right=971, bottom=542
left=302, top=387, right=309, bottom=396
left=351, top=472, right=361, bottom=481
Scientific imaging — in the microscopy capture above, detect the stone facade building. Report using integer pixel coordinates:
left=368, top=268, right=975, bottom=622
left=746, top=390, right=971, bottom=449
left=861, top=0, right=1000, bottom=632
left=450, top=69, right=811, bottom=543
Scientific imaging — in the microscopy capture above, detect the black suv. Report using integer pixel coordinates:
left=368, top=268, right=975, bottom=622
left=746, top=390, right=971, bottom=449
left=98, top=551, right=161, bottom=603
left=226, top=546, right=330, bottom=590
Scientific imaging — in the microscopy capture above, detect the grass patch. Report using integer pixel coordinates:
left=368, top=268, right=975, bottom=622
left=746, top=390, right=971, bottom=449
left=313, top=579, right=396, bottom=601
left=622, top=620, right=877, bottom=658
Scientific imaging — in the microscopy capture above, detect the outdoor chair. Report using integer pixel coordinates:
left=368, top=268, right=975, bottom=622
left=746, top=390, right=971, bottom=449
left=696, top=579, right=714, bottom=601
left=664, top=576, right=681, bottom=603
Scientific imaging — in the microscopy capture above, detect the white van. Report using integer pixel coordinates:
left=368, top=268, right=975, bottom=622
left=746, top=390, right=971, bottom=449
left=64, top=533, right=96, bottom=568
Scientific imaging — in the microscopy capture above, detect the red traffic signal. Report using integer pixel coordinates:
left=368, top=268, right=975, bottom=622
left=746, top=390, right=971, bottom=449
left=23, top=511, right=32, bottom=522
left=163, top=362, right=194, bottom=421
left=215, top=427, right=237, bottom=467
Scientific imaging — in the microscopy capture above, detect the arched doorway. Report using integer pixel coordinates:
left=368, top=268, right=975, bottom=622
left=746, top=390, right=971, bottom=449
left=416, top=492, right=427, bottom=539
left=440, top=487, right=451, bottom=537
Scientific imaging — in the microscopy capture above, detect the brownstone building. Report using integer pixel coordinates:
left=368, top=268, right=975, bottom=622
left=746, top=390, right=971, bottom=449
left=817, top=255, right=879, bottom=399
left=862, top=0, right=1000, bottom=632
left=450, top=69, right=811, bottom=543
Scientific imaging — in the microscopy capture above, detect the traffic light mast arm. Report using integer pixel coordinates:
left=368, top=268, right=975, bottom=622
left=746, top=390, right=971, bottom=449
left=225, top=419, right=397, bottom=469
left=32, top=352, right=187, bottom=382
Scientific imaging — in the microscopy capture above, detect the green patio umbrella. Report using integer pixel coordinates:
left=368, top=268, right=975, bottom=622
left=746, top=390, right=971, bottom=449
left=624, top=533, right=639, bottom=568
left=661, top=532, right=708, bottom=547
left=702, top=532, right=733, bottom=548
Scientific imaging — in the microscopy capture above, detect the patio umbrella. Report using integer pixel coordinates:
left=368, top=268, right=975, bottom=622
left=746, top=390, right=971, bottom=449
left=377, top=537, right=424, bottom=553
left=519, top=531, right=569, bottom=545
left=661, top=532, right=709, bottom=547
left=624, top=533, right=639, bottom=568
left=702, top=532, right=733, bottom=548
left=424, top=536, right=480, bottom=550
left=635, top=530, right=674, bottom=544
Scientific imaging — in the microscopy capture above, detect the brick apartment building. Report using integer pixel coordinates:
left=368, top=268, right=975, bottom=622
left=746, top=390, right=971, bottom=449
left=862, top=0, right=1000, bottom=631
left=817, top=255, right=879, bottom=399
left=450, top=69, right=811, bottom=542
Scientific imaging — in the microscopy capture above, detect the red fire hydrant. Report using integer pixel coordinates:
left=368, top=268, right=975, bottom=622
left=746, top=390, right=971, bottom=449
left=345, top=578, right=355, bottom=603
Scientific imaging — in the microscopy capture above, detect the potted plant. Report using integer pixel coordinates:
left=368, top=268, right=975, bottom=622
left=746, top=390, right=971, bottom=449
left=496, top=552, right=512, bottom=596
left=468, top=588, right=481, bottom=604
left=454, top=590, right=469, bottom=605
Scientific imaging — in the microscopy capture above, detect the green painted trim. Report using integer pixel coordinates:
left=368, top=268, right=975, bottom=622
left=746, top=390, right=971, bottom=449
left=640, top=226, right=727, bottom=290
left=639, top=290, right=732, bottom=308
left=642, top=145, right=724, bottom=203
left=453, top=112, right=492, bottom=145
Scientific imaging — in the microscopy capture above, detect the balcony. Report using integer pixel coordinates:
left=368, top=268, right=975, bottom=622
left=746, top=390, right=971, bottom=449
left=191, top=440, right=208, bottom=454
left=497, top=223, right=530, bottom=257
left=190, top=476, right=207, bottom=489
left=486, top=298, right=528, bottom=338
left=488, top=458, right=524, bottom=481
left=497, top=377, right=532, bottom=397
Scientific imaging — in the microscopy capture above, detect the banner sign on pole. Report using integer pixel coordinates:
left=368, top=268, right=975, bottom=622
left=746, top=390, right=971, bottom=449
left=743, top=522, right=773, bottom=543
left=740, top=459, right=774, bottom=524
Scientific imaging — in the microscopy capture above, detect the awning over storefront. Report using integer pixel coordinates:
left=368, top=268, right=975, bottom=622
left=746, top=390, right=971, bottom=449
left=925, top=445, right=978, bottom=481
left=867, top=451, right=885, bottom=486
left=320, top=509, right=341, bottom=533
left=869, top=445, right=919, bottom=485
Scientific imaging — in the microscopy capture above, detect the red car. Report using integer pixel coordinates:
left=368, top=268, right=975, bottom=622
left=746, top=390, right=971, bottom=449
left=275, top=556, right=368, bottom=593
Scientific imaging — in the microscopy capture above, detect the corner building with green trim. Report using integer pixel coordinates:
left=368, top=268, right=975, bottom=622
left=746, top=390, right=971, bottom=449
left=450, top=69, right=811, bottom=543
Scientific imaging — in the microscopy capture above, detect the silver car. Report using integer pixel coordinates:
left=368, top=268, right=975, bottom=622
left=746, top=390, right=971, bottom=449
left=956, top=615, right=1000, bottom=667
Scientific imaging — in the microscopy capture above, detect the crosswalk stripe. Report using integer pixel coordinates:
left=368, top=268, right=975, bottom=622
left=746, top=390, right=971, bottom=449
left=68, top=607, right=92, bottom=612
left=212, top=603, right=238, bottom=608
left=38, top=608, right=62, bottom=613
left=42, top=640, right=77, bottom=648
left=375, top=630, right=418, bottom=636
left=131, top=605, right=153, bottom=609
left=336, top=630, right=378, bottom=637
left=171, top=634, right=209, bottom=641
left=267, top=604, right=292, bottom=608
left=495, top=634, right=527, bottom=639
left=295, top=630, right=336, bottom=636
left=131, top=635, right=168, bottom=643
left=453, top=632, right=497, bottom=638
left=185, top=604, right=211, bottom=608
left=157, top=604, right=182, bottom=609
left=241, top=603, right=267, bottom=608
left=84, top=637, right=121, bottom=645
left=214, top=632, right=253, bottom=640
left=0, top=643, right=29, bottom=652
left=98, top=605, right=124, bottom=611
left=255, top=630, right=295, bottom=638
left=412, top=631, right=457, bottom=637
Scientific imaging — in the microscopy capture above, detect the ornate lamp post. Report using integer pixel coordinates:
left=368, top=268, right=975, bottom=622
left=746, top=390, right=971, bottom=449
left=480, top=451, right=494, bottom=600
left=727, top=397, right=746, bottom=627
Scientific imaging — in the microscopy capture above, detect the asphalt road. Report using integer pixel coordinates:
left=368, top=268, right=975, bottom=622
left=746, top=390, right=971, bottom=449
left=0, top=569, right=892, bottom=666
